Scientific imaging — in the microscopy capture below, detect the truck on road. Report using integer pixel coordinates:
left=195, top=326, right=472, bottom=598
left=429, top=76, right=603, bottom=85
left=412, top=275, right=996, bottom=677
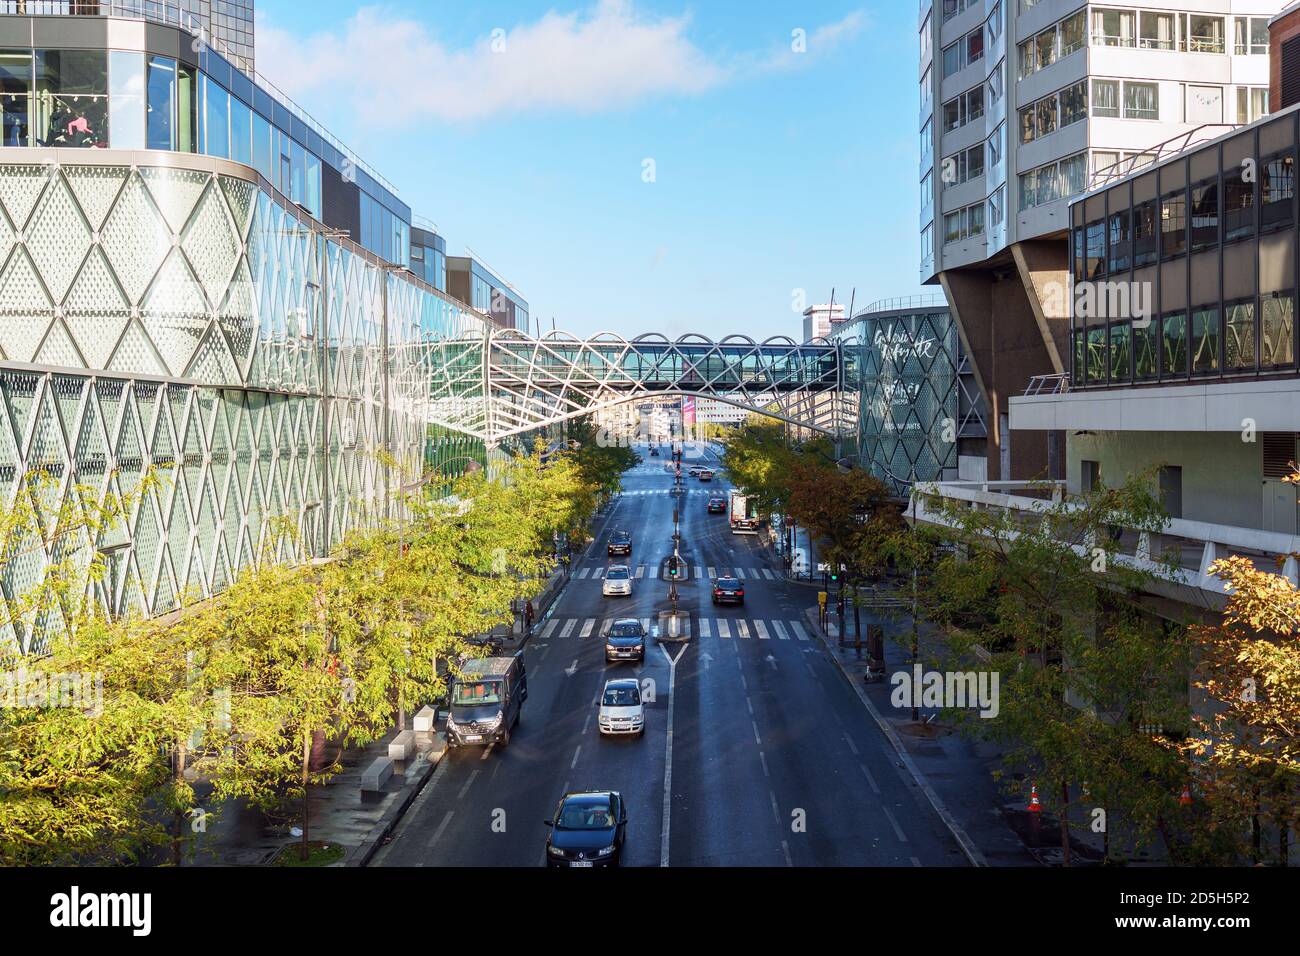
left=729, top=490, right=759, bottom=534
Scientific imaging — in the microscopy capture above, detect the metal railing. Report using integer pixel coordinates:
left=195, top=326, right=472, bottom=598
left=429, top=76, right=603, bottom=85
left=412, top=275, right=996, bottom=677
left=1087, top=124, right=1239, bottom=192
left=855, top=294, right=949, bottom=317
left=1023, top=372, right=1069, bottom=396
left=911, top=480, right=1300, bottom=598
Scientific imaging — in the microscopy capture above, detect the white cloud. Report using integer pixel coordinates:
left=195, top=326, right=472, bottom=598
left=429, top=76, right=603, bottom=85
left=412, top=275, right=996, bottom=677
left=255, top=2, right=865, bottom=126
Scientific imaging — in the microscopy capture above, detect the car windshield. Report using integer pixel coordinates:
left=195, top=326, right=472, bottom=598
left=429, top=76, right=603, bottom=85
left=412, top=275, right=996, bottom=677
left=452, top=679, right=502, bottom=706
left=610, top=623, right=643, bottom=637
left=557, top=801, right=614, bottom=830
left=607, top=568, right=629, bottom=580
left=603, top=686, right=640, bottom=706
left=613, top=533, right=630, bottom=542
left=718, top=580, right=740, bottom=590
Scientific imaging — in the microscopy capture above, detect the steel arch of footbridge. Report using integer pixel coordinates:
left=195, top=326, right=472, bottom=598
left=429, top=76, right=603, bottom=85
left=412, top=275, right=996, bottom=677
left=423, top=329, right=856, bottom=444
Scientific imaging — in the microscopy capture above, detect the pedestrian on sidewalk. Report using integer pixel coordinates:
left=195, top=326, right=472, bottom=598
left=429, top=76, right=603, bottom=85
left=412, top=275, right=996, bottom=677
left=524, top=599, right=535, bottom=635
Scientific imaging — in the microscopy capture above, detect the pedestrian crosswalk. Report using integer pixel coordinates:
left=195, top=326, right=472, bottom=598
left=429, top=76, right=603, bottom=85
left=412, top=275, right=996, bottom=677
left=574, top=565, right=782, bottom=581
left=615, top=488, right=725, bottom=497
left=530, top=615, right=812, bottom=642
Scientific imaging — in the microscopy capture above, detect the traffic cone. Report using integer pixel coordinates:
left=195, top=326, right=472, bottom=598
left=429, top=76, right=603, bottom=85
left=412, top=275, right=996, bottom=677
left=1179, top=784, right=1193, bottom=807
left=1028, top=785, right=1042, bottom=814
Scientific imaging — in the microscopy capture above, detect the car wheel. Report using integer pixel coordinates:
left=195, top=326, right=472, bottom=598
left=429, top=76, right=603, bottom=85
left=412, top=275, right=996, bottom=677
left=499, top=724, right=510, bottom=747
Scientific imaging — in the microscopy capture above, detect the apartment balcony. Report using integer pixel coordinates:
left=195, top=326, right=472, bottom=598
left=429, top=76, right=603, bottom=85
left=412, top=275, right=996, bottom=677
left=911, top=480, right=1300, bottom=609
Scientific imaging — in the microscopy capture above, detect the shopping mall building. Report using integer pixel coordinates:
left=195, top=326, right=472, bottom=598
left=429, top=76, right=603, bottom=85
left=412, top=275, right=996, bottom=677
left=0, top=3, right=529, bottom=646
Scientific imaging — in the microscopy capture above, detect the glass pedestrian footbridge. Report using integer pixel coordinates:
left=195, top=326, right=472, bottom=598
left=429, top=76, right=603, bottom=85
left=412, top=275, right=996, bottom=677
left=424, top=329, right=856, bottom=443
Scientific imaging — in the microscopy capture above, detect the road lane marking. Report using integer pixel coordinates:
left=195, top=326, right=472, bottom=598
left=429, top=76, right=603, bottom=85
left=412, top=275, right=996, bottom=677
left=781, top=841, right=793, bottom=867
left=559, top=619, right=577, bottom=638
left=570, top=745, right=582, bottom=769
left=641, top=617, right=652, bottom=632
left=717, top=620, right=731, bottom=639
left=790, top=621, right=810, bottom=641
left=882, top=805, right=909, bottom=843
left=843, top=733, right=859, bottom=756
left=635, top=566, right=644, bottom=578
left=649, top=565, right=659, bottom=578
left=698, top=618, right=711, bottom=637
left=763, top=568, right=777, bottom=580
left=708, top=567, right=717, bottom=579
left=752, top=720, right=762, bottom=745
left=737, top=620, right=751, bottom=639
left=579, top=618, right=596, bottom=638
left=759, top=751, right=769, bottom=777
left=860, top=763, right=882, bottom=795
left=541, top=619, right=559, bottom=639
left=754, top=620, right=770, bottom=640
left=576, top=568, right=589, bottom=579
left=426, top=810, right=455, bottom=849
left=582, top=712, right=592, bottom=735
left=735, top=568, right=747, bottom=579
left=772, top=621, right=789, bottom=640
left=768, top=791, right=780, bottom=825
left=659, top=641, right=689, bottom=868
left=457, top=769, right=480, bottom=800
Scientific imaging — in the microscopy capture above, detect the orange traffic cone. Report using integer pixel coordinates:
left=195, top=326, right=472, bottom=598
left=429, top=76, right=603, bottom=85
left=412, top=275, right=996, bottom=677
left=1179, top=784, right=1193, bottom=807
left=1028, top=785, right=1042, bottom=814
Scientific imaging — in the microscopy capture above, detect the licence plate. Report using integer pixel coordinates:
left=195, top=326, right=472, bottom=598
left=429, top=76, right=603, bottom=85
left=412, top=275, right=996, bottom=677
left=463, top=734, right=482, bottom=742
left=570, top=861, right=593, bottom=868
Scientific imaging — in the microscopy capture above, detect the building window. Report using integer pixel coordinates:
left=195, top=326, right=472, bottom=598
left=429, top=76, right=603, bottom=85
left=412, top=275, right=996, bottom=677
left=1139, top=11, right=1175, bottom=50
left=942, top=28, right=985, bottom=77
left=201, top=73, right=229, bottom=159
left=0, top=50, right=33, bottom=147
left=1092, top=9, right=1135, bottom=48
left=1060, top=11, right=1086, bottom=57
left=1134, top=319, right=1158, bottom=378
left=1161, top=190, right=1186, bottom=258
left=1085, top=219, right=1106, bottom=278
left=1060, top=80, right=1087, bottom=126
left=920, top=117, right=932, bottom=169
left=1190, top=180, right=1219, bottom=251
left=1018, top=39, right=1035, bottom=80
left=1237, top=87, right=1269, bottom=123
left=1262, top=153, right=1295, bottom=231
left=1233, top=16, right=1268, bottom=55
left=1261, top=293, right=1295, bottom=368
left=1124, top=81, right=1159, bottom=120
left=1036, top=27, right=1057, bottom=70
left=108, top=51, right=145, bottom=150
left=34, top=49, right=108, bottom=148
left=1132, top=200, right=1157, bottom=267
left=986, top=124, right=1003, bottom=168
left=1191, top=306, right=1220, bottom=374
left=1036, top=95, right=1058, bottom=138
left=1107, top=209, right=1131, bottom=273
left=1086, top=327, right=1108, bottom=383
left=1110, top=323, right=1131, bottom=383
left=1224, top=164, right=1254, bottom=242
left=943, top=85, right=983, bottom=132
left=1224, top=300, right=1255, bottom=371
left=1162, top=312, right=1188, bottom=378
left=1186, top=14, right=1225, bottom=54
left=987, top=59, right=1005, bottom=105
left=988, top=184, right=1006, bottom=227
left=1092, top=79, right=1119, bottom=118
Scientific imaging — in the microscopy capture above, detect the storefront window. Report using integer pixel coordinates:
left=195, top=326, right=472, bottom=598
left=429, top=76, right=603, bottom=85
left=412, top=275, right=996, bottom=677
left=0, top=49, right=33, bottom=147
left=146, top=56, right=175, bottom=150
left=34, top=49, right=109, bottom=148
left=108, top=51, right=145, bottom=150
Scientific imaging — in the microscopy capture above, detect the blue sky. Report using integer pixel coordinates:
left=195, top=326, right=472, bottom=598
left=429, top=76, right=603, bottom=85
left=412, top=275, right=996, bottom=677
left=255, top=0, right=926, bottom=339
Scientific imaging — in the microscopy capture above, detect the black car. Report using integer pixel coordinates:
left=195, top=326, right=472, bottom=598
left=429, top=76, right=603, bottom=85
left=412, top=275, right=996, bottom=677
left=604, top=618, right=646, bottom=663
left=545, top=791, right=628, bottom=867
left=712, top=576, right=744, bottom=606
left=707, top=497, right=726, bottom=514
left=649, top=447, right=660, bottom=457
left=607, top=530, right=632, bottom=558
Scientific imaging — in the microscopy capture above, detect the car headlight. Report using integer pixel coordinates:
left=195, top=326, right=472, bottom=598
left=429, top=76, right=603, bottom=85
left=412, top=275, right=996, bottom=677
left=606, top=644, right=617, bottom=651
left=595, top=845, right=616, bottom=857
left=547, top=845, right=566, bottom=857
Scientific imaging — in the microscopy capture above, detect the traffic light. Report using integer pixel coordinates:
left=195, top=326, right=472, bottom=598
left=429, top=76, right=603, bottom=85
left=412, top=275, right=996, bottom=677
left=667, top=555, right=680, bottom=579
left=830, top=567, right=839, bottom=584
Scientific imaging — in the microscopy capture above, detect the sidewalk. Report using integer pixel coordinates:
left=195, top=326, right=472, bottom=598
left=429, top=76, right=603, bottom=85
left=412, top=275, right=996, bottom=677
left=805, top=599, right=1164, bottom=865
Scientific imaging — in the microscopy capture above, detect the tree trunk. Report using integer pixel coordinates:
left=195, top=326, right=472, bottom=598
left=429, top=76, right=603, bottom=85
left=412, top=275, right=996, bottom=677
left=172, top=741, right=187, bottom=866
left=300, top=729, right=312, bottom=862
left=1059, top=779, right=1072, bottom=867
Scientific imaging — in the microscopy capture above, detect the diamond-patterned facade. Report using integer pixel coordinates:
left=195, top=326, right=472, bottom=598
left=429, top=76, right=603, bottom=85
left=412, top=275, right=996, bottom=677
left=0, top=157, right=483, bottom=655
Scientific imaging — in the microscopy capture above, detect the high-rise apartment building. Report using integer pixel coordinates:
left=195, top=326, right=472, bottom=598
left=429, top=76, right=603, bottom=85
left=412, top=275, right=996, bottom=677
left=920, top=0, right=1282, bottom=480
left=802, top=303, right=845, bottom=342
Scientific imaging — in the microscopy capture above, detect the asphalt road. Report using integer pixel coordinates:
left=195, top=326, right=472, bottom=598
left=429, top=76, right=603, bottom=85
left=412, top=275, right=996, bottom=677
left=373, top=443, right=967, bottom=867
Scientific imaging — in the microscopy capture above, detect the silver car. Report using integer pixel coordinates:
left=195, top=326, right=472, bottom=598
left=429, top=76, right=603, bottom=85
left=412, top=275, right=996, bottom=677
left=602, top=565, right=633, bottom=597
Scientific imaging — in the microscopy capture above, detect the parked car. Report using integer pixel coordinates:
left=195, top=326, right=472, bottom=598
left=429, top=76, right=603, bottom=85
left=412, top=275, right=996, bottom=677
left=604, top=618, right=647, bottom=663
left=712, top=576, right=744, bottom=606
left=707, top=497, right=727, bottom=514
left=598, top=678, right=644, bottom=736
left=544, top=791, right=628, bottom=867
left=607, top=530, right=632, bottom=558
left=445, top=655, right=527, bottom=749
left=602, top=565, right=634, bottom=597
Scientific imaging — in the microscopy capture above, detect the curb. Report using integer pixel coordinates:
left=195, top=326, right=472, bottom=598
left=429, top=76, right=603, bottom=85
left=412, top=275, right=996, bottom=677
left=346, top=738, right=448, bottom=867
left=804, top=606, right=989, bottom=868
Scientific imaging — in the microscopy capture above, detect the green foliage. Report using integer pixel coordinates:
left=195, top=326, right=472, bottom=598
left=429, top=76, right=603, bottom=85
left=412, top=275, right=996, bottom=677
left=565, top=417, right=637, bottom=502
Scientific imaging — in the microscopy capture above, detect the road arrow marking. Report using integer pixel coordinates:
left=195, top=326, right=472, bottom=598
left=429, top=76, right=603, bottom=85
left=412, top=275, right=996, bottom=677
left=565, top=659, right=578, bottom=677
